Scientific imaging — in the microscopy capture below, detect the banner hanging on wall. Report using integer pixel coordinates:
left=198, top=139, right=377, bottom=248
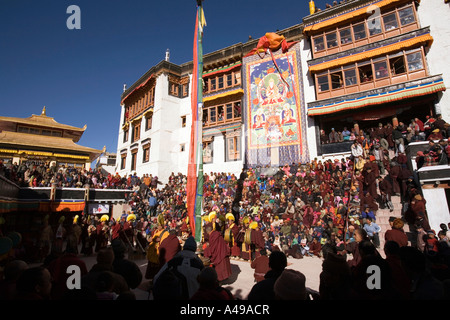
left=243, top=42, right=309, bottom=167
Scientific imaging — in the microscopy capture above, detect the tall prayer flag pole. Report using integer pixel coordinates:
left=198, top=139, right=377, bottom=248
left=187, top=0, right=206, bottom=243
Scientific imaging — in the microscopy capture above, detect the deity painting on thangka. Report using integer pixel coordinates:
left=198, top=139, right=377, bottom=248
left=246, top=50, right=302, bottom=150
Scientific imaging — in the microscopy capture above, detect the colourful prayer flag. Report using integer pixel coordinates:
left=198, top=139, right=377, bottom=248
left=187, top=3, right=205, bottom=243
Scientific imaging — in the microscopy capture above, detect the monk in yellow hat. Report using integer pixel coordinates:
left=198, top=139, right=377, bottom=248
left=225, top=213, right=240, bottom=259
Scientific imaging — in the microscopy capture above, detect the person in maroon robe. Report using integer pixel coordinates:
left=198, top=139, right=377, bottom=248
left=360, top=192, right=378, bottom=213
left=158, top=229, right=181, bottom=266
left=409, top=194, right=431, bottom=230
left=251, top=249, right=270, bottom=282
left=302, top=204, right=314, bottom=229
left=388, top=161, right=402, bottom=195
left=363, top=167, right=378, bottom=200
left=250, top=223, right=265, bottom=261
left=203, top=225, right=232, bottom=282
left=110, top=219, right=122, bottom=241
left=378, top=175, right=394, bottom=211
left=384, top=218, right=408, bottom=247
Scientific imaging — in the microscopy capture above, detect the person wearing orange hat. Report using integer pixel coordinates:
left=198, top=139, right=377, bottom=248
left=385, top=218, right=408, bottom=247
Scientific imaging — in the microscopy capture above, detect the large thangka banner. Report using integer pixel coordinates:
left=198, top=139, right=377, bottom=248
left=243, top=43, right=309, bottom=168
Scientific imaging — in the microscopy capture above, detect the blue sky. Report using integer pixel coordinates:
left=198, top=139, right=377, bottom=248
left=0, top=0, right=329, bottom=156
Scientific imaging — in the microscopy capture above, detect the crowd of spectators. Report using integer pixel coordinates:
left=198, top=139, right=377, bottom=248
left=1, top=114, right=450, bottom=300
left=320, top=114, right=450, bottom=151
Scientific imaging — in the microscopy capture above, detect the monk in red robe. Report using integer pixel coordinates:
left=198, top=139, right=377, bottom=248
left=158, top=229, right=181, bottom=266
left=203, top=225, right=232, bottom=282
left=250, top=223, right=265, bottom=261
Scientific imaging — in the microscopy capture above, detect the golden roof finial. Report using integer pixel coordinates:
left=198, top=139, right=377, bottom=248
left=41, top=106, right=47, bottom=116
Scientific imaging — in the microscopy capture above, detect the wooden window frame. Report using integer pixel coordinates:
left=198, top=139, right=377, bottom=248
left=330, top=69, right=344, bottom=89
left=325, top=31, right=338, bottom=49
left=202, top=100, right=242, bottom=128
left=382, top=11, right=399, bottom=32
left=373, top=58, right=389, bottom=80
left=132, top=122, right=141, bottom=143
left=130, top=149, right=137, bottom=171
left=353, top=22, right=367, bottom=41
left=203, top=140, right=213, bottom=164
left=142, top=144, right=150, bottom=163
left=182, top=83, right=189, bottom=97
left=314, top=48, right=428, bottom=98
left=16, top=125, right=62, bottom=137
left=145, top=115, right=152, bottom=131
left=339, top=27, right=353, bottom=45
left=169, top=82, right=180, bottom=97
left=181, top=115, right=187, bottom=128
left=343, top=67, right=357, bottom=87
left=226, top=134, right=241, bottom=162
left=316, top=73, right=330, bottom=93
left=313, top=34, right=325, bottom=53
left=120, top=153, right=127, bottom=170
left=310, top=4, right=418, bottom=56
left=406, top=49, right=424, bottom=73
left=123, top=128, right=129, bottom=143
left=203, top=70, right=241, bottom=94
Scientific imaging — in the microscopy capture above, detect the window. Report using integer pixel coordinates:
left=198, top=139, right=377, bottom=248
left=226, top=104, right=233, bottom=120
left=210, top=107, right=216, bottom=123
left=317, top=74, right=329, bottom=92
left=180, top=144, right=185, bottom=152
left=226, top=135, right=241, bottom=161
left=120, top=154, right=127, bottom=170
left=389, top=53, right=406, bottom=75
left=132, top=123, right=141, bottom=142
left=131, top=150, right=137, bottom=171
left=182, top=83, right=189, bottom=97
left=398, top=6, right=415, bottom=26
left=330, top=70, right=343, bottom=89
left=353, top=23, right=367, bottom=40
left=143, top=144, right=150, bottom=163
left=210, top=78, right=216, bottom=91
left=226, top=74, right=233, bottom=87
left=358, top=63, right=373, bottom=83
left=344, top=68, right=357, bottom=86
left=406, top=51, right=424, bottom=72
left=234, top=102, right=241, bottom=118
left=374, top=60, right=389, bottom=79
left=326, top=32, right=338, bottom=48
left=181, top=116, right=187, bottom=127
left=145, top=115, right=152, bottom=131
left=340, top=28, right=352, bottom=44
left=170, top=82, right=179, bottom=96
left=203, top=101, right=241, bottom=127
left=123, top=129, right=129, bottom=143
left=218, top=105, right=224, bottom=122
left=203, top=141, right=213, bottom=163
left=368, top=16, right=382, bottom=36
left=313, top=35, right=325, bottom=52
left=17, top=126, right=29, bottom=133
left=218, top=76, right=224, bottom=90
left=203, top=109, right=209, bottom=126
left=234, top=72, right=241, bottom=85
left=17, top=126, right=62, bottom=137
left=383, top=12, right=398, bottom=31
